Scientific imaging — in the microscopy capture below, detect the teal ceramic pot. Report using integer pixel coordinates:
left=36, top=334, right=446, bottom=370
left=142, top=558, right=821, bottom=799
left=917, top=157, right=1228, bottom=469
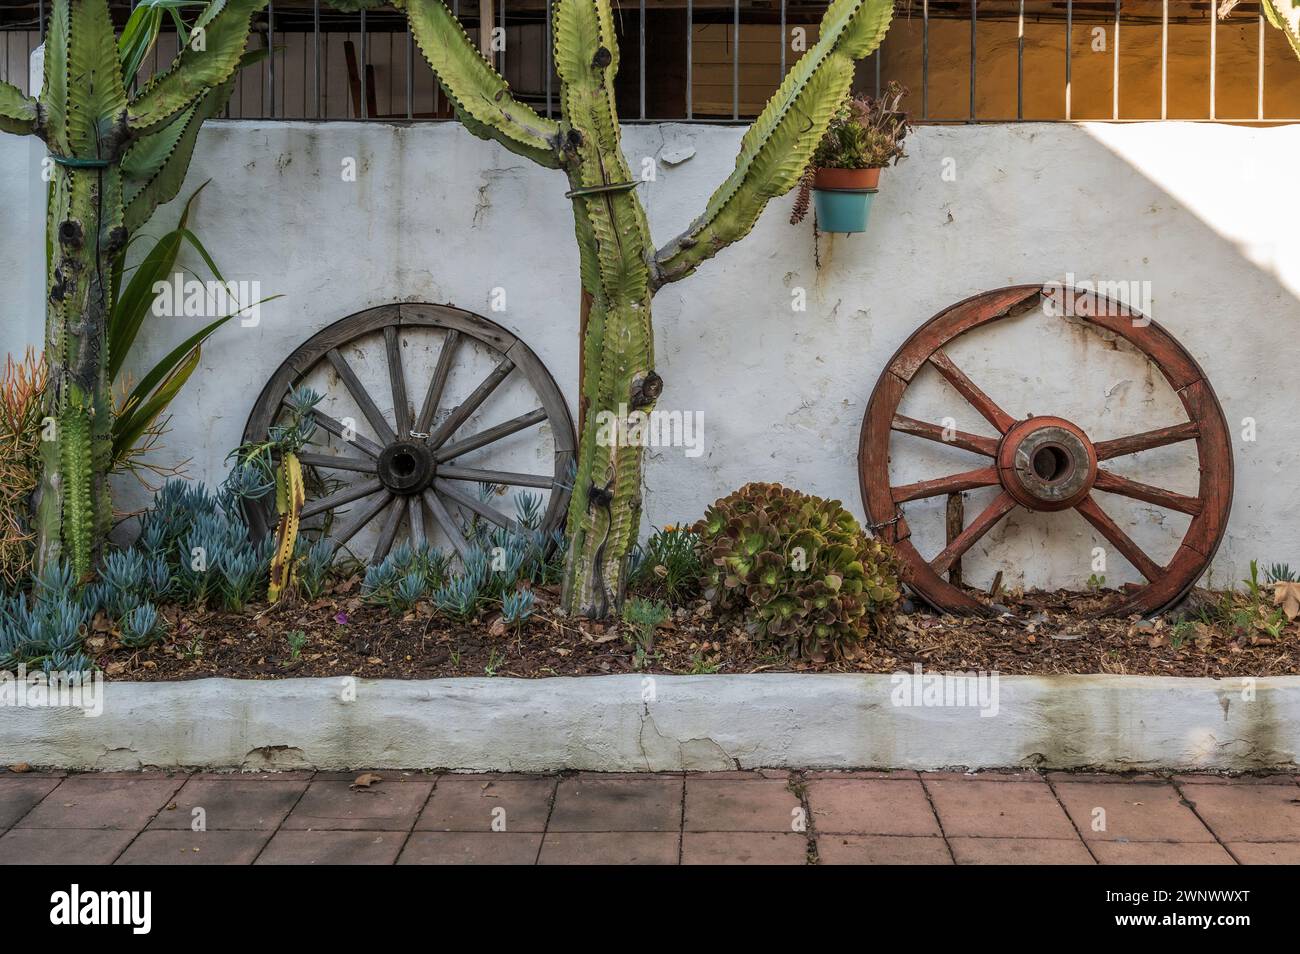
left=813, top=187, right=877, bottom=234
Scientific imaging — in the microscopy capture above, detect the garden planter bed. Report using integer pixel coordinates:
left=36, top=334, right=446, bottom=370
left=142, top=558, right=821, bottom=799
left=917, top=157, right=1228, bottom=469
left=3, top=671, right=1298, bottom=773
left=91, top=588, right=1300, bottom=682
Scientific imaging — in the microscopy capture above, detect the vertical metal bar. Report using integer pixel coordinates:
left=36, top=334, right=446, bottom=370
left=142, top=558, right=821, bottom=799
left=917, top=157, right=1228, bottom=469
left=686, top=0, right=693, bottom=119
left=499, top=0, right=505, bottom=81
left=732, top=0, right=739, bottom=120
left=1258, top=10, right=1265, bottom=121
left=922, top=0, right=929, bottom=119
left=1160, top=0, right=1167, bottom=120
left=360, top=8, right=368, bottom=119
left=1210, top=0, right=1216, bottom=120
left=1065, top=0, right=1071, bottom=120
left=875, top=45, right=881, bottom=96
left=1112, top=0, right=1119, bottom=119
left=39, top=1, right=45, bottom=41
left=407, top=21, right=414, bottom=119
left=314, top=0, right=322, bottom=119
left=780, top=0, right=786, bottom=78
left=969, top=0, right=976, bottom=120
left=639, top=0, right=646, bottom=119
left=545, top=0, right=553, bottom=118
left=268, top=1, right=275, bottom=119
left=1016, top=0, right=1023, bottom=120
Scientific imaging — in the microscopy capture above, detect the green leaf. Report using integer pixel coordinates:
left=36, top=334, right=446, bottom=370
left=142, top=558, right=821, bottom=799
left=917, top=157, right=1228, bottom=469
left=404, top=0, right=561, bottom=168
left=127, top=0, right=266, bottom=135
left=1264, top=1, right=1300, bottom=61
left=118, top=1, right=208, bottom=86
left=0, top=80, right=37, bottom=136
left=655, top=0, right=894, bottom=284
left=112, top=343, right=204, bottom=463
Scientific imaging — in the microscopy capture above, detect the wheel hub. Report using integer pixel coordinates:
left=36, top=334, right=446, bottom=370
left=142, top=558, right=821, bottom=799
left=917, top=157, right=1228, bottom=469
left=997, top=417, right=1096, bottom=511
left=377, top=440, right=435, bottom=495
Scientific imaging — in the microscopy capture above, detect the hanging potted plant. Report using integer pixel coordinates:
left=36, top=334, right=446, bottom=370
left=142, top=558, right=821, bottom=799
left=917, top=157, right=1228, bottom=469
left=792, top=82, right=911, bottom=235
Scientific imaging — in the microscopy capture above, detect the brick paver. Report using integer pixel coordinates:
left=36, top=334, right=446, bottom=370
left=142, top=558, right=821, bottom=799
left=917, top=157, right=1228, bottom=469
left=0, top=768, right=1293, bottom=864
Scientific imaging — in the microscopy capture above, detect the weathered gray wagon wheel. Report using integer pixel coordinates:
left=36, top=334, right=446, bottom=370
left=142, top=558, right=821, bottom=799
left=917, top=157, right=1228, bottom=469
left=243, top=303, right=575, bottom=562
left=858, top=284, right=1233, bottom=618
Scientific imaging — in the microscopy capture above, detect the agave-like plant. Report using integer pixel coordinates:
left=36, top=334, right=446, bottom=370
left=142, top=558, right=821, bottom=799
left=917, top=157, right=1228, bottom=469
left=0, top=0, right=267, bottom=576
left=338, top=0, right=895, bottom=618
left=1263, top=1, right=1300, bottom=57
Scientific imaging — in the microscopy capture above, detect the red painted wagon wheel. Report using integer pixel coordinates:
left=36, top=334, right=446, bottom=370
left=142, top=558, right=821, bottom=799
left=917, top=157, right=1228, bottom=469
left=858, top=284, right=1233, bottom=617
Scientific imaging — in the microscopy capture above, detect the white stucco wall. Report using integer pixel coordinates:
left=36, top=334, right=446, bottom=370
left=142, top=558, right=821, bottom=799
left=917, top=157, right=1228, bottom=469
left=1, top=120, right=1297, bottom=591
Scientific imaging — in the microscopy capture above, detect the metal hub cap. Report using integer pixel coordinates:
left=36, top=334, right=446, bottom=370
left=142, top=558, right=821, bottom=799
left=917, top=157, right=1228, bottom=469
left=378, top=440, right=435, bottom=495
left=997, top=417, right=1096, bottom=512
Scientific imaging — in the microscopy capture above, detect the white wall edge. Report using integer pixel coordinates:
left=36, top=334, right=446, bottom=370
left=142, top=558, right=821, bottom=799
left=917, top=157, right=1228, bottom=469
left=2, top=673, right=1298, bottom=773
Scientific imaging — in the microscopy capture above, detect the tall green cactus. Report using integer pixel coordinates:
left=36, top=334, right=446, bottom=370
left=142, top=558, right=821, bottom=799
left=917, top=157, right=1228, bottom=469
left=0, top=0, right=266, bottom=576
left=395, top=0, right=894, bottom=617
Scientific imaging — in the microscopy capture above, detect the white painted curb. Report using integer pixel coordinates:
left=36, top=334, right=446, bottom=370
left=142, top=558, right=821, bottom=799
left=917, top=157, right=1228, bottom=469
left=2, top=673, right=1297, bottom=772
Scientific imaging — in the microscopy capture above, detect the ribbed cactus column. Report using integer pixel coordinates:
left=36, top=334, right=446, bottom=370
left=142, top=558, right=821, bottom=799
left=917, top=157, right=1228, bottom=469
left=361, top=0, right=895, bottom=616
left=1, top=0, right=267, bottom=574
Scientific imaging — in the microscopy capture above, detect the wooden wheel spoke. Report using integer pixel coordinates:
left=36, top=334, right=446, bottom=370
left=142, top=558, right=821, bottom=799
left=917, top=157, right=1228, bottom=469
left=326, top=348, right=397, bottom=445
left=384, top=326, right=410, bottom=438
left=930, top=492, right=1016, bottom=577
left=1093, top=421, right=1200, bottom=461
left=304, top=406, right=385, bottom=458
left=372, top=496, right=405, bottom=563
left=407, top=497, right=426, bottom=548
left=1094, top=469, right=1203, bottom=516
left=296, top=453, right=376, bottom=474
left=422, top=489, right=471, bottom=558
left=434, top=407, right=548, bottom=463
left=927, top=350, right=1016, bottom=434
left=891, top=414, right=998, bottom=457
left=438, top=466, right=554, bottom=489
left=426, top=358, right=516, bottom=450
left=893, top=466, right=1000, bottom=504
left=1074, top=495, right=1163, bottom=582
left=434, top=478, right=522, bottom=533
left=327, top=491, right=394, bottom=554
left=414, top=329, right=461, bottom=434
left=301, top=477, right=384, bottom=520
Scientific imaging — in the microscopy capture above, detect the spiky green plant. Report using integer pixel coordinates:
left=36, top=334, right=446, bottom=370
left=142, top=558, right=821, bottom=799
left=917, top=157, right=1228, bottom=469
left=381, top=0, right=895, bottom=618
left=1263, top=1, right=1300, bottom=59
left=0, top=0, right=267, bottom=577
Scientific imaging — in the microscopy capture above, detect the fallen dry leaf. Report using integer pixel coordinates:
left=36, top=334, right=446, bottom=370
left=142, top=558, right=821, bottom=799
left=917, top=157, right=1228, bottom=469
left=352, top=772, right=383, bottom=788
left=8, top=763, right=30, bottom=774
left=1274, top=581, right=1300, bottom=620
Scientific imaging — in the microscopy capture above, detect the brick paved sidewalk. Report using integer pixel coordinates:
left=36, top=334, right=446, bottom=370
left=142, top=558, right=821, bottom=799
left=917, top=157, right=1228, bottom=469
left=0, top=768, right=1297, bottom=864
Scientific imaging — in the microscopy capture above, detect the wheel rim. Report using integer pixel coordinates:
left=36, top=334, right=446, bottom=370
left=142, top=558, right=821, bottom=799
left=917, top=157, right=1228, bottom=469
left=858, top=284, right=1233, bottom=617
left=243, top=303, right=576, bottom=563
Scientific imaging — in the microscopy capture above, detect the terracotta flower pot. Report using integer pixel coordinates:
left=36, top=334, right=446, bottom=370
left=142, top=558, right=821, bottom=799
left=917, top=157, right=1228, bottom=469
left=813, top=166, right=882, bottom=190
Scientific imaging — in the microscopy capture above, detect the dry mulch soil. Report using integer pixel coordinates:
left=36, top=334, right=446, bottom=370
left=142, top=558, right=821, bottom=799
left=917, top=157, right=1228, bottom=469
left=91, top=582, right=1300, bottom=682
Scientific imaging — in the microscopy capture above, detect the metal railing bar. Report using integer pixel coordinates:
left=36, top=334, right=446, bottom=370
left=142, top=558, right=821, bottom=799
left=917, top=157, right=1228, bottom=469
left=1113, top=0, right=1120, bottom=120
left=639, top=0, right=646, bottom=120
left=361, top=9, right=367, bottom=120
left=268, top=1, right=275, bottom=119
left=686, top=0, right=692, bottom=119
left=923, top=0, right=929, bottom=119
left=406, top=21, right=413, bottom=119
left=780, top=0, right=786, bottom=78
left=969, top=0, right=976, bottom=120
left=1258, top=9, right=1265, bottom=120
left=1210, top=0, right=1216, bottom=120
left=545, top=0, right=552, bottom=118
left=1017, top=0, right=1023, bottom=120
left=1065, top=0, right=1071, bottom=120
left=1160, top=0, right=1167, bottom=120
left=732, top=0, right=739, bottom=121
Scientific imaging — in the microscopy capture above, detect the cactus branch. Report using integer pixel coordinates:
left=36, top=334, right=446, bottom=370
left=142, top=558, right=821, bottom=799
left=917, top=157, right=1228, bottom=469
left=653, top=0, right=894, bottom=287
left=127, top=0, right=267, bottom=137
left=1263, top=1, right=1300, bottom=58
left=401, top=0, right=564, bottom=168
left=0, top=81, right=38, bottom=136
